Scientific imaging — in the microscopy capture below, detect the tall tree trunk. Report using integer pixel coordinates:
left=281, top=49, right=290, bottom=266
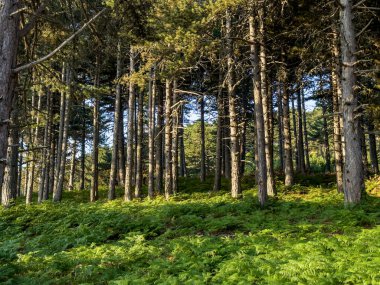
left=155, top=86, right=164, bottom=194
left=135, top=91, right=143, bottom=199
left=250, top=13, right=267, bottom=205
left=322, top=99, right=331, bottom=172
left=259, top=4, right=276, bottom=196
left=301, top=87, right=310, bottom=172
left=148, top=66, right=156, bottom=198
left=227, top=11, right=241, bottom=198
left=339, top=0, right=364, bottom=205
left=179, top=104, right=187, bottom=177
left=223, top=93, right=231, bottom=179
left=53, top=67, right=71, bottom=202
left=164, top=79, right=173, bottom=200
left=240, top=94, right=247, bottom=175
left=172, top=81, right=179, bottom=194
left=91, top=60, right=100, bottom=203
left=281, top=68, right=294, bottom=186
left=26, top=92, right=38, bottom=204
left=118, top=101, right=126, bottom=186
left=125, top=47, right=136, bottom=201
left=68, top=141, right=77, bottom=192
left=1, top=108, right=19, bottom=207
left=43, top=91, right=54, bottom=201
left=80, top=100, right=86, bottom=190
left=331, top=24, right=344, bottom=191
left=109, top=41, right=122, bottom=200
left=291, top=93, right=299, bottom=172
left=199, top=96, right=206, bottom=182
left=213, top=70, right=224, bottom=192
left=38, top=91, right=50, bottom=202
left=296, top=88, right=306, bottom=174
left=53, top=64, right=67, bottom=201
left=0, top=1, right=20, bottom=189
left=278, top=84, right=285, bottom=172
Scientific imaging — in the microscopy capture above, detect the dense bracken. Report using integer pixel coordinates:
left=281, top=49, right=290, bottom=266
left=1, top=176, right=379, bottom=284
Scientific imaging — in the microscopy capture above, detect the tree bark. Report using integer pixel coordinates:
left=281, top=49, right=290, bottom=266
left=199, top=96, right=206, bottom=182
left=68, top=141, right=77, bottom=192
left=213, top=70, right=224, bottom=192
left=91, top=59, right=100, bottom=203
left=339, top=0, right=364, bottom=205
left=250, top=14, right=267, bottom=205
left=109, top=41, right=122, bottom=200
left=291, top=93, right=299, bottom=172
left=164, top=79, right=173, bottom=200
left=179, top=104, right=187, bottom=177
left=296, top=88, right=306, bottom=174
left=54, top=68, right=71, bottom=202
left=148, top=66, right=156, bottom=198
left=1, top=108, right=19, bottom=207
left=155, top=87, right=164, bottom=194
left=301, top=87, right=310, bottom=172
left=259, top=4, right=276, bottom=196
left=135, top=90, right=144, bottom=199
left=278, top=84, right=285, bottom=173
left=0, top=0, right=20, bottom=190
left=322, top=98, right=331, bottom=173
left=125, top=46, right=136, bottom=201
left=80, top=100, right=86, bottom=190
left=281, top=67, right=294, bottom=186
left=227, top=11, right=241, bottom=198
left=172, top=81, right=179, bottom=194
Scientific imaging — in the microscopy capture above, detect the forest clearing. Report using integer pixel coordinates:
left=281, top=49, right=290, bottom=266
left=0, top=0, right=379, bottom=284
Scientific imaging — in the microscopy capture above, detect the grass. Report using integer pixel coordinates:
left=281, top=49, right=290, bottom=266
left=1, top=175, right=379, bottom=284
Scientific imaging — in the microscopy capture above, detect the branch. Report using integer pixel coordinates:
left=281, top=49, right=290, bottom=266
left=13, top=8, right=108, bottom=73
left=19, top=3, right=47, bottom=37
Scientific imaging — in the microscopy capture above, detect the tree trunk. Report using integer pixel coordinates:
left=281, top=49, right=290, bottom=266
left=125, top=47, right=136, bottom=201
left=213, top=70, right=223, bottom=192
left=0, top=0, right=20, bottom=190
left=155, top=86, right=164, bottom=194
left=322, top=98, right=331, bottom=173
left=291, top=93, right=299, bottom=172
left=259, top=4, right=276, bottom=196
left=109, top=41, right=122, bottom=200
left=199, top=96, right=206, bottom=182
left=53, top=67, right=71, bottom=202
left=301, top=87, right=311, bottom=172
left=278, top=84, right=285, bottom=172
left=172, top=81, right=179, bottom=194
left=340, top=0, right=364, bottom=205
left=68, top=141, right=77, bottom=192
left=91, top=59, right=100, bottom=203
left=1, top=108, right=19, bottom=207
left=296, top=88, right=306, bottom=174
left=80, top=100, right=86, bottom=190
left=281, top=68, right=294, bottom=186
left=250, top=14, right=267, bottom=205
left=179, top=104, right=187, bottom=177
left=227, top=11, right=241, bottom=198
left=118, top=101, right=126, bottom=186
left=164, top=79, right=173, bottom=200
left=38, top=90, right=50, bottom=202
left=148, top=66, right=156, bottom=198
left=135, top=90, right=143, bottom=199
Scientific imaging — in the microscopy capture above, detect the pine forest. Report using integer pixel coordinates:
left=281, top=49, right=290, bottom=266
left=0, top=0, right=380, bottom=283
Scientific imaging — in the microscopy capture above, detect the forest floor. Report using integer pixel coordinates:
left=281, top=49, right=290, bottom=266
left=1, top=174, right=380, bottom=284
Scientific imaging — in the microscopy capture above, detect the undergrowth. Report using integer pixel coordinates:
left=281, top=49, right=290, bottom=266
left=1, top=175, right=379, bottom=284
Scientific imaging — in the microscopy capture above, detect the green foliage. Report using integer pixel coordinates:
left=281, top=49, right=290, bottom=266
left=1, top=177, right=379, bottom=284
